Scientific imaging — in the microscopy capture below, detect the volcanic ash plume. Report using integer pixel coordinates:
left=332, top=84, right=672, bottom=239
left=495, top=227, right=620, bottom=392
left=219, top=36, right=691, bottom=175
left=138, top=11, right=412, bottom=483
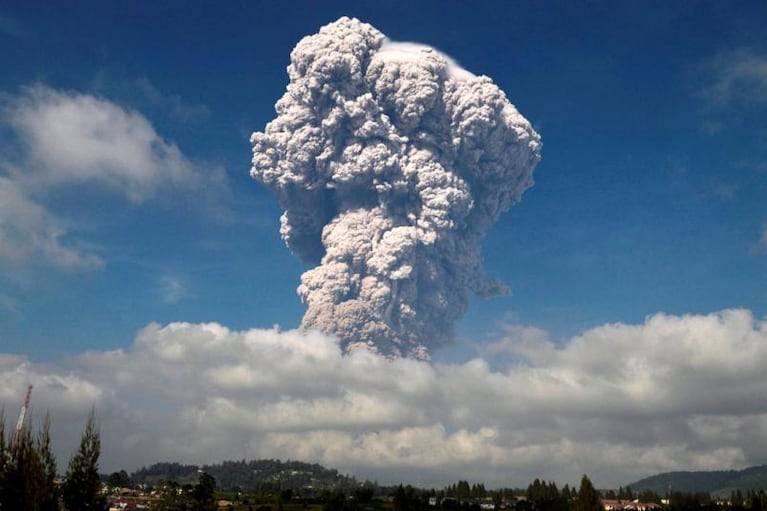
left=251, top=17, right=541, bottom=359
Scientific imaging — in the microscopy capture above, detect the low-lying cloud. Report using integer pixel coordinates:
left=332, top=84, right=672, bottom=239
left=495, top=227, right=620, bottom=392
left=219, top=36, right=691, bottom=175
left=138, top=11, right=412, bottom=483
left=3, top=309, right=766, bottom=488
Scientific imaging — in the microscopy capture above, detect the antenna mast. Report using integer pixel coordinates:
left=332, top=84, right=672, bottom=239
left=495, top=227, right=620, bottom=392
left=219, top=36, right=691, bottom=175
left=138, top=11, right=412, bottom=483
left=11, top=384, right=33, bottom=448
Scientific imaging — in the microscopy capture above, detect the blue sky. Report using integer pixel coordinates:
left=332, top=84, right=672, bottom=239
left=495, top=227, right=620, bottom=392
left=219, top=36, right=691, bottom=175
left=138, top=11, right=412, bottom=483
left=2, top=0, right=767, bottom=488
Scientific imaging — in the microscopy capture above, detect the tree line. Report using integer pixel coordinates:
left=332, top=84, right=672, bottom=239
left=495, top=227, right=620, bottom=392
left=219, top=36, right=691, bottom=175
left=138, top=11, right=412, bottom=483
left=307, top=475, right=767, bottom=511
left=0, top=408, right=102, bottom=510
left=130, top=458, right=359, bottom=492
left=5, top=410, right=767, bottom=511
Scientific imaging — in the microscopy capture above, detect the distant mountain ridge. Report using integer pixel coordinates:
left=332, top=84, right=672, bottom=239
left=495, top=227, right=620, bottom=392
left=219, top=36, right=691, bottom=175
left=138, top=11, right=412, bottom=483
left=628, top=465, right=767, bottom=497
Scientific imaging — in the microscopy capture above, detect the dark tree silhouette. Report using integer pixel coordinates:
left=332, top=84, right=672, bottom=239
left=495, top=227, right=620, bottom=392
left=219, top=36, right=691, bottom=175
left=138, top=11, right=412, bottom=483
left=573, top=475, right=603, bottom=511
left=193, top=471, right=217, bottom=510
left=61, top=409, right=104, bottom=510
left=37, top=413, right=59, bottom=511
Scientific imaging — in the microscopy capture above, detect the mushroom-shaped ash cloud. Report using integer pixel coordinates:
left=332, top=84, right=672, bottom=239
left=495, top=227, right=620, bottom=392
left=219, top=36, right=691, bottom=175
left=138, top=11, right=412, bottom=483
left=251, top=17, right=541, bottom=359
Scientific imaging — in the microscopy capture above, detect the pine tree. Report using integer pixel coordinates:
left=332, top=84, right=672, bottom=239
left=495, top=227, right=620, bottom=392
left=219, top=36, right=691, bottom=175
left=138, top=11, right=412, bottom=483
left=0, top=407, right=62, bottom=511
left=0, top=411, right=8, bottom=508
left=457, top=480, right=470, bottom=499
left=737, top=490, right=745, bottom=508
left=37, top=413, right=59, bottom=511
left=2, top=422, right=42, bottom=511
left=573, top=475, right=603, bottom=511
left=193, top=471, right=217, bottom=510
left=394, top=484, right=410, bottom=511
left=61, top=409, right=103, bottom=511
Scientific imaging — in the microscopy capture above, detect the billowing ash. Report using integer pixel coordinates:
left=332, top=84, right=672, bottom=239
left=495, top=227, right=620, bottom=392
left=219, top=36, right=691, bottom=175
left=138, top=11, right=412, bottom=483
left=251, top=17, right=541, bottom=359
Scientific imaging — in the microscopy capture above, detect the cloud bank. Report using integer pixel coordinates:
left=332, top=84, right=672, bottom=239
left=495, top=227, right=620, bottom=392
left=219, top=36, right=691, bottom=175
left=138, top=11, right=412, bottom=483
left=251, top=17, right=541, bottom=359
left=4, top=309, right=767, bottom=488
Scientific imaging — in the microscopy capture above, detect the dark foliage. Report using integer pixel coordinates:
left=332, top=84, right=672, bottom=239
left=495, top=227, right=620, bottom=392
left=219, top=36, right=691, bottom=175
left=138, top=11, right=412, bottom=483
left=629, top=466, right=767, bottom=496
left=0, top=411, right=59, bottom=511
left=106, top=469, right=131, bottom=488
left=193, top=471, right=217, bottom=510
left=131, top=458, right=359, bottom=492
left=527, top=478, right=570, bottom=511
left=61, top=410, right=105, bottom=511
left=572, top=475, right=603, bottom=511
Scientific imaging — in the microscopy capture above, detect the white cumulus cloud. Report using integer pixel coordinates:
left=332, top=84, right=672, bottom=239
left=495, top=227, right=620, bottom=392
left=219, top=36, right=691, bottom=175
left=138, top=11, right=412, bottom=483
left=6, top=85, right=218, bottom=202
left=2, top=309, right=767, bottom=488
left=0, top=84, right=229, bottom=269
left=0, top=176, right=103, bottom=269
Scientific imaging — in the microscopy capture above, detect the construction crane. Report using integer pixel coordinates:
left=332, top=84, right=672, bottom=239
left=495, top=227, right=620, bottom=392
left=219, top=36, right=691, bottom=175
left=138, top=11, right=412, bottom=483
left=11, top=384, right=33, bottom=448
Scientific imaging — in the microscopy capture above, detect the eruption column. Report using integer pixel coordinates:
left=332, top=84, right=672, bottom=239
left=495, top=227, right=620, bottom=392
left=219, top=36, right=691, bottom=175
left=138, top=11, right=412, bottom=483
left=251, top=17, right=541, bottom=359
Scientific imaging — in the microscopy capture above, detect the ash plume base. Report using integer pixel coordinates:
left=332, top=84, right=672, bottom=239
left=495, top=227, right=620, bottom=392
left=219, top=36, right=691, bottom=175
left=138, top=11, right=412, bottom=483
left=251, top=17, right=541, bottom=359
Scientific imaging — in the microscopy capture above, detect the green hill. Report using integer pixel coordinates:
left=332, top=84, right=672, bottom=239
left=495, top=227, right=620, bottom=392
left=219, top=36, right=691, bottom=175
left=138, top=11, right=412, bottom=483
left=628, top=465, right=767, bottom=497
left=130, top=459, right=360, bottom=491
